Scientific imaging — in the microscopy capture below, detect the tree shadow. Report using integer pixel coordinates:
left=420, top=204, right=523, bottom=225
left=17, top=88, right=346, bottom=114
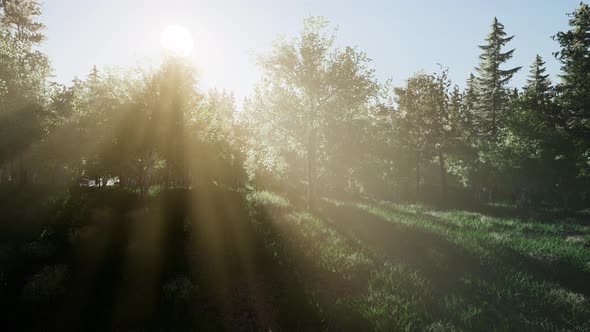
left=0, top=187, right=326, bottom=331
left=317, top=202, right=490, bottom=294
left=431, top=199, right=590, bottom=226
left=320, top=200, right=590, bottom=297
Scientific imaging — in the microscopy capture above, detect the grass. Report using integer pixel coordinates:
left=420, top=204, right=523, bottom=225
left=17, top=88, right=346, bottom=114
left=246, top=189, right=292, bottom=209
left=250, top=191, right=590, bottom=331
left=0, top=186, right=323, bottom=330
left=0, top=186, right=588, bottom=330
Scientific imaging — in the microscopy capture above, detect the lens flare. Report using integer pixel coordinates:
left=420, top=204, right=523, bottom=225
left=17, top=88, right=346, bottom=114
left=160, top=25, right=194, bottom=57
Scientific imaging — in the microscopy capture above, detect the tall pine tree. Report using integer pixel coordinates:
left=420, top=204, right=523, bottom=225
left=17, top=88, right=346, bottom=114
left=475, top=17, right=521, bottom=140
left=461, top=73, right=478, bottom=132
left=524, top=55, right=551, bottom=97
left=522, top=55, right=556, bottom=124
left=553, top=2, right=590, bottom=145
left=0, top=0, right=50, bottom=184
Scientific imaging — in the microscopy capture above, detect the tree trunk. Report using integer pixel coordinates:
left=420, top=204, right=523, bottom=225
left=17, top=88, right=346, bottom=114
left=9, top=157, right=15, bottom=183
left=492, top=97, right=496, bottom=139
left=306, top=127, right=317, bottom=212
left=438, top=151, right=447, bottom=196
left=18, top=153, right=27, bottom=186
left=415, top=150, right=421, bottom=198
left=120, top=174, right=126, bottom=188
left=48, top=165, right=55, bottom=186
left=139, top=156, right=145, bottom=195
left=139, top=172, right=145, bottom=196
left=559, top=176, right=569, bottom=210
left=166, top=165, right=171, bottom=190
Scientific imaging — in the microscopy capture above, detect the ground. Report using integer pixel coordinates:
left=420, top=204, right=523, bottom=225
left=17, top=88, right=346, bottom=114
left=0, top=186, right=589, bottom=331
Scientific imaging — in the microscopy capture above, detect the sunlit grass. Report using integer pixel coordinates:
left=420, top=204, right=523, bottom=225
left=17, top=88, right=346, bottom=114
left=2, top=187, right=589, bottom=330
left=246, top=190, right=291, bottom=208
left=253, top=191, right=590, bottom=330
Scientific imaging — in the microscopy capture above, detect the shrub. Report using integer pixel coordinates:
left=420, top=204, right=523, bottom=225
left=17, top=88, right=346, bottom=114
left=21, top=265, right=69, bottom=304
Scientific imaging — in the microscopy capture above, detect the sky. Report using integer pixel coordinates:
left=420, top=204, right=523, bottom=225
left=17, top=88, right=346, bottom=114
left=40, top=0, right=581, bottom=109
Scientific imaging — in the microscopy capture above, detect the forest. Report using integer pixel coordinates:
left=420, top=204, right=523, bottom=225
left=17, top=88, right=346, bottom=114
left=1, top=0, right=590, bottom=330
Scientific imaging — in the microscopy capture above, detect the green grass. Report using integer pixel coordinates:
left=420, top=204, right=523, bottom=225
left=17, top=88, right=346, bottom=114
left=1, top=187, right=324, bottom=330
left=246, top=189, right=292, bottom=208
left=356, top=201, right=589, bottom=269
left=351, top=201, right=590, bottom=331
left=2, top=187, right=588, bottom=330
left=250, top=191, right=590, bottom=331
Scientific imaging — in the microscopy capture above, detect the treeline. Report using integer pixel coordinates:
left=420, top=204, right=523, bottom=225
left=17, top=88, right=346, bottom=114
left=1, top=1, right=589, bottom=209
left=242, top=9, right=590, bottom=209
left=0, top=0, right=245, bottom=194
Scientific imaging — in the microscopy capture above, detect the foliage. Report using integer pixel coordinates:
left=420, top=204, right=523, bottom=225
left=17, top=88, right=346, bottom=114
left=1, top=1, right=590, bottom=330
left=241, top=17, right=379, bottom=209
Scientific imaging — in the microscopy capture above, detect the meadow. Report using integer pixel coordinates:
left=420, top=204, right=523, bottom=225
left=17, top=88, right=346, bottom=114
left=2, top=1, right=590, bottom=330
left=1, top=186, right=588, bottom=331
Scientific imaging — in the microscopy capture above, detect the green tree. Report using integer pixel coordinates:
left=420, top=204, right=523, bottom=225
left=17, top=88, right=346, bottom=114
left=0, top=0, right=50, bottom=184
left=522, top=55, right=557, bottom=124
left=475, top=17, right=521, bottom=140
left=505, top=55, right=580, bottom=207
left=462, top=73, right=478, bottom=128
left=552, top=2, right=590, bottom=206
left=35, top=81, right=79, bottom=185
left=553, top=2, right=590, bottom=146
left=393, top=71, right=451, bottom=197
left=243, top=17, right=378, bottom=210
left=157, top=57, right=201, bottom=188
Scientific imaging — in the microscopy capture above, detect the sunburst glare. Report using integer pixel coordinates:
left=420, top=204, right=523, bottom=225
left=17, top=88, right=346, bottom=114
left=160, top=25, right=194, bottom=57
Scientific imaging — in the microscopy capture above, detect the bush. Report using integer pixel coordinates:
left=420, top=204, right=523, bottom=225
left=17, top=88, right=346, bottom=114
left=161, top=276, right=195, bottom=307
left=21, top=265, right=69, bottom=304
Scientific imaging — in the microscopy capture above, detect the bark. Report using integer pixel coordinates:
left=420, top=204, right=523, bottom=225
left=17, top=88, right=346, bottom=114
left=10, top=157, right=15, bottom=184
left=306, top=127, right=317, bottom=212
left=166, top=165, right=171, bottom=190
left=49, top=165, right=56, bottom=186
left=559, top=176, right=569, bottom=210
left=139, top=155, right=145, bottom=195
left=306, top=96, right=319, bottom=212
left=519, top=185, right=528, bottom=208
left=492, top=92, right=497, bottom=139
left=139, top=172, right=145, bottom=196
left=438, top=151, right=447, bottom=196
left=18, top=153, right=27, bottom=186
left=415, top=150, right=421, bottom=198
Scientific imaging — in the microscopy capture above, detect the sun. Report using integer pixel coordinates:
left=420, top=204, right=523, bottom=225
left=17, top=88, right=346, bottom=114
left=160, top=25, right=194, bottom=57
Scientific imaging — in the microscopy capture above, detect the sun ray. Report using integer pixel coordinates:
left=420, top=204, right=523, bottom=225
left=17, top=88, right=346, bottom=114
left=160, top=25, right=194, bottom=57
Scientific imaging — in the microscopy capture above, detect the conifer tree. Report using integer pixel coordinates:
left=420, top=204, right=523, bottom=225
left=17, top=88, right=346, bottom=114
left=524, top=55, right=551, bottom=97
left=87, top=65, right=101, bottom=85
left=475, top=17, right=521, bottom=140
left=553, top=2, right=590, bottom=144
left=0, top=0, right=50, bottom=184
left=461, top=73, right=478, bottom=132
left=522, top=55, right=556, bottom=124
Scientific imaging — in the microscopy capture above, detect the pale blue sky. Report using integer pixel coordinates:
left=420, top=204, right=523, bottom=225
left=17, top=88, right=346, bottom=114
left=41, top=0, right=581, bottom=107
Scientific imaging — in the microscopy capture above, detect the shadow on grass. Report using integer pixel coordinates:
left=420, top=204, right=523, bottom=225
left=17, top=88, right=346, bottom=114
left=317, top=202, right=490, bottom=294
left=431, top=198, right=590, bottom=226
left=318, top=200, right=590, bottom=329
left=322, top=199, right=590, bottom=298
left=0, top=186, right=324, bottom=331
